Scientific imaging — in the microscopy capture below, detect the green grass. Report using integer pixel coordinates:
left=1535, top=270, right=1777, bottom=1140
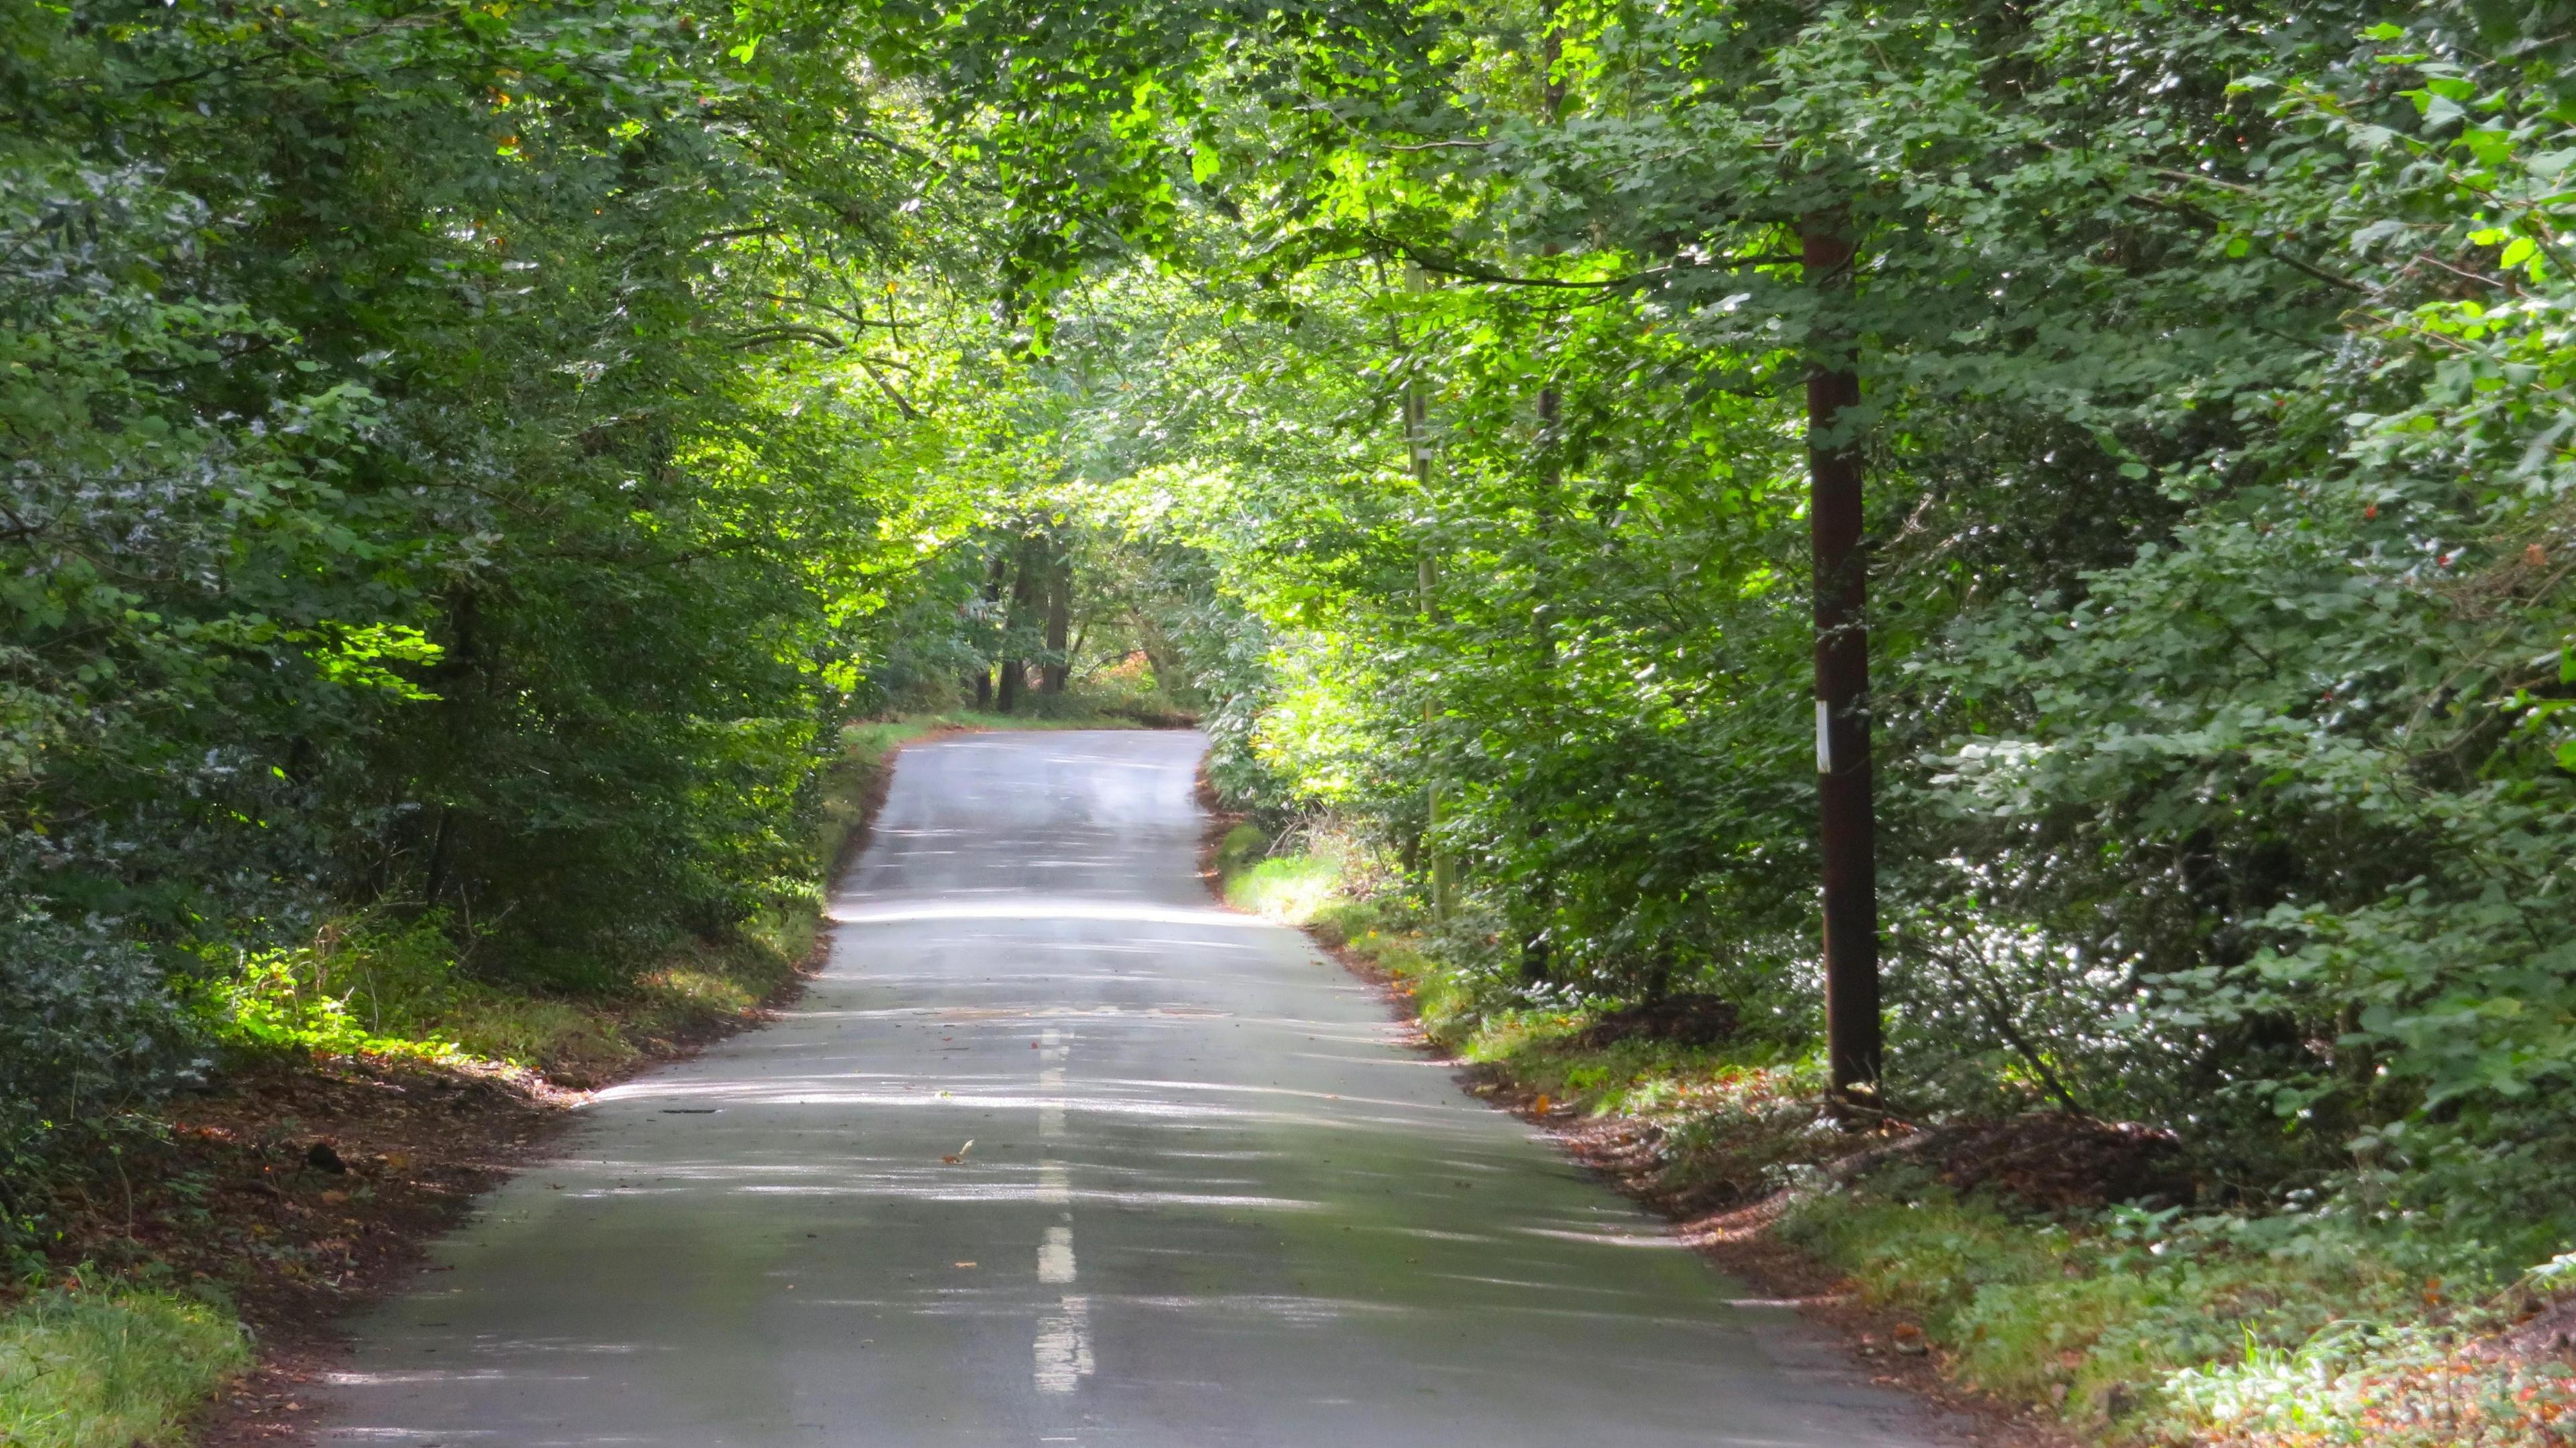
left=2155, top=1316, right=2576, bottom=1447
left=201, top=909, right=814, bottom=1088
left=1776, top=1186, right=2576, bottom=1443
left=1781, top=1189, right=2324, bottom=1424
left=1214, top=823, right=1270, bottom=879
left=1226, top=852, right=1348, bottom=926
left=0, top=1288, right=249, bottom=1448
left=1220, top=836, right=1405, bottom=953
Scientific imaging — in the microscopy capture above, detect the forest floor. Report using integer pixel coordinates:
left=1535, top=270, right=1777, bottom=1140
left=0, top=710, right=1144, bottom=1448
left=1201, top=814, right=2576, bottom=1448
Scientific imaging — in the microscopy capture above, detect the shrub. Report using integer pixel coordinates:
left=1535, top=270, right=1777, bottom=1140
left=0, top=915, right=205, bottom=1178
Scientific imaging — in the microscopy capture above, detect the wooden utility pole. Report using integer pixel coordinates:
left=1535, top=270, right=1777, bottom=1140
left=1803, top=220, right=1882, bottom=1114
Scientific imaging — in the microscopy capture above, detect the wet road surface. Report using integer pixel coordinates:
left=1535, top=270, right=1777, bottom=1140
left=315, top=729, right=1950, bottom=1447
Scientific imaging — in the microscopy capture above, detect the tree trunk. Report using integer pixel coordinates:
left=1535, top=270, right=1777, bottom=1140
left=1040, top=542, right=1072, bottom=694
left=1134, top=613, right=1189, bottom=706
left=996, top=535, right=1040, bottom=714
left=975, top=549, right=1008, bottom=710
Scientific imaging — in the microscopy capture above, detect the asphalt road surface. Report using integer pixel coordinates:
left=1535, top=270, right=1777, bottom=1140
left=315, top=729, right=1949, bottom=1447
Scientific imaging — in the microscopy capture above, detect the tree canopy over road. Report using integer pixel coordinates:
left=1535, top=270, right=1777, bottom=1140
left=7, top=0, right=2576, bottom=1436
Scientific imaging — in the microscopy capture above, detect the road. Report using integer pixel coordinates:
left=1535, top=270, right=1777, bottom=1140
left=315, top=729, right=1948, bottom=1447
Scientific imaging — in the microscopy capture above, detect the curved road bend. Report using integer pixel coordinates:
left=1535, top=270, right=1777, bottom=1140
left=315, top=730, right=1951, bottom=1447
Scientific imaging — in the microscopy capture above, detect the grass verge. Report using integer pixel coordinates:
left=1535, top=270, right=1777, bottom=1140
left=205, top=710, right=1144, bottom=1087
left=0, top=1286, right=250, bottom=1448
left=1218, top=838, right=2576, bottom=1448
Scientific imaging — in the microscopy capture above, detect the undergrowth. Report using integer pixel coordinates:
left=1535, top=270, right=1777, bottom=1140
left=198, top=913, right=814, bottom=1089
left=1224, top=842, right=2576, bottom=1447
left=199, top=712, right=1131, bottom=1085
left=1780, top=1187, right=2576, bottom=1445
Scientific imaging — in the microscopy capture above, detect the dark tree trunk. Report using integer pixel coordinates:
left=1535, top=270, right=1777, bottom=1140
left=1040, top=543, right=1072, bottom=694
left=1135, top=614, right=1189, bottom=706
left=421, top=806, right=454, bottom=912
left=975, top=549, right=1008, bottom=710
left=996, top=535, right=1040, bottom=714
left=418, top=586, right=482, bottom=911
